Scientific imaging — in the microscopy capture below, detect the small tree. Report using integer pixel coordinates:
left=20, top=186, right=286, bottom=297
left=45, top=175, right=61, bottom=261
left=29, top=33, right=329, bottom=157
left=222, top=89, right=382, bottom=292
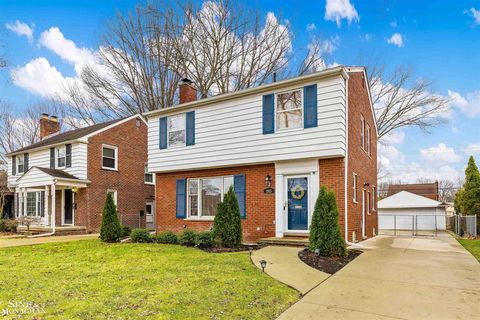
left=309, top=186, right=347, bottom=257
left=213, top=186, right=242, bottom=248
left=100, top=193, right=122, bottom=243
left=454, top=188, right=464, bottom=214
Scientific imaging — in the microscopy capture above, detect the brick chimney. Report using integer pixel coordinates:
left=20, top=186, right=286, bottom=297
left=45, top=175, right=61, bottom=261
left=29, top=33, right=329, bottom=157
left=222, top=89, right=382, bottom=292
left=179, top=78, right=197, bottom=104
left=40, top=113, right=60, bottom=140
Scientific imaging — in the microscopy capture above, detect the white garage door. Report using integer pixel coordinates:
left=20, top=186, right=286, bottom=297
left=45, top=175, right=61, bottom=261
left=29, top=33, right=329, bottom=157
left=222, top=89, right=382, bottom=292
left=378, top=208, right=446, bottom=230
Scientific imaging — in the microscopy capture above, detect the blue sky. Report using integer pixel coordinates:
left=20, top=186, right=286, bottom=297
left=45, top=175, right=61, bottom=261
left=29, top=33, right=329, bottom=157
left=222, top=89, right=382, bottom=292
left=0, top=0, right=479, bottom=183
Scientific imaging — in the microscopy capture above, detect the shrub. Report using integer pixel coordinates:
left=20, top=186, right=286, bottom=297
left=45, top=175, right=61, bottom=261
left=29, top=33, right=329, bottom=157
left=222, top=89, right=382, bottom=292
left=0, top=219, right=6, bottom=232
left=213, top=186, right=242, bottom=248
left=309, top=186, right=347, bottom=257
left=130, top=228, right=152, bottom=243
left=195, top=231, right=214, bottom=248
left=100, top=193, right=122, bottom=243
left=156, top=231, right=179, bottom=244
left=179, top=229, right=197, bottom=246
left=121, top=225, right=132, bottom=238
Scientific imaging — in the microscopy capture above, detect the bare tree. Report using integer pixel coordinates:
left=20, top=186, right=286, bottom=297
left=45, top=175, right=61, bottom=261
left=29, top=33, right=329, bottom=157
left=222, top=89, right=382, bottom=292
left=368, top=63, right=449, bottom=140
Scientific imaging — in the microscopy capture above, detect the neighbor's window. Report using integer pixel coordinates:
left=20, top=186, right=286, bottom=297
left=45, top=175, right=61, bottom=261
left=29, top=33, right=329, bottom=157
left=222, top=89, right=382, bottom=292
left=168, top=114, right=186, bottom=147
left=144, top=164, right=154, bottom=184
left=366, top=124, right=371, bottom=155
left=57, top=146, right=66, bottom=168
left=353, top=173, right=358, bottom=203
left=17, top=156, right=25, bottom=174
left=276, top=89, right=303, bottom=130
left=107, top=190, right=118, bottom=206
left=360, top=115, right=365, bottom=150
left=187, top=176, right=234, bottom=218
left=102, top=145, right=117, bottom=170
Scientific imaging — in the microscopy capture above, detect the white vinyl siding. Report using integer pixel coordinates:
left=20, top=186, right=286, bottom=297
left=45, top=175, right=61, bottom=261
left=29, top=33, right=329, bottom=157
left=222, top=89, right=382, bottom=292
left=7, top=142, right=88, bottom=186
left=148, top=76, right=347, bottom=173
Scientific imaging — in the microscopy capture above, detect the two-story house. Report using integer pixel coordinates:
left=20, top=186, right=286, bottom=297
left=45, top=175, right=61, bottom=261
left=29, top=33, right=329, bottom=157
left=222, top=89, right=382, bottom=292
left=146, top=66, right=377, bottom=243
left=7, top=114, right=155, bottom=234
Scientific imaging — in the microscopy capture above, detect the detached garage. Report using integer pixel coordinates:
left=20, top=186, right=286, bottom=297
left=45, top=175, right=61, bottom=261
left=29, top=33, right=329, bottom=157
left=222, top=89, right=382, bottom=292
left=378, top=191, right=446, bottom=231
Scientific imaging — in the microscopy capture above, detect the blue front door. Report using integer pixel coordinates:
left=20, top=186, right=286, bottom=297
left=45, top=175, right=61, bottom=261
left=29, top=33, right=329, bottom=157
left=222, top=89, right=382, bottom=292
left=287, top=177, right=308, bottom=230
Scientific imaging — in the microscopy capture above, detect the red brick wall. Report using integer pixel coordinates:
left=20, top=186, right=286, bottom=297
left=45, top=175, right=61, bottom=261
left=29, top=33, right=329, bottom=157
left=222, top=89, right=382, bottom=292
left=73, top=117, right=155, bottom=232
left=155, top=164, right=275, bottom=242
left=346, top=71, right=378, bottom=241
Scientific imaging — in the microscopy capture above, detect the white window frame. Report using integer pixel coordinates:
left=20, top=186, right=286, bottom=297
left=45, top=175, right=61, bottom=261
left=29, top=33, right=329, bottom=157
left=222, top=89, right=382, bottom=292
left=367, top=190, right=371, bottom=215
left=353, top=173, right=358, bottom=203
left=360, top=115, right=365, bottom=150
left=17, top=156, right=25, bottom=174
left=275, top=89, right=304, bottom=132
left=102, top=144, right=118, bottom=171
left=107, top=190, right=118, bottom=207
left=372, top=185, right=376, bottom=211
left=56, top=146, right=67, bottom=169
left=366, top=124, right=371, bottom=156
left=186, top=175, right=234, bottom=220
left=144, top=164, right=154, bottom=185
left=167, top=113, right=186, bottom=148
left=25, top=191, right=42, bottom=217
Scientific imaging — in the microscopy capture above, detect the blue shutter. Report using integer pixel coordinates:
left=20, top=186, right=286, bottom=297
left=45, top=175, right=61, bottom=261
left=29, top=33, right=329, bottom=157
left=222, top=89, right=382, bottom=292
left=24, top=154, right=29, bottom=171
left=186, top=111, right=195, bottom=146
left=66, top=144, right=72, bottom=168
left=50, top=148, right=55, bottom=168
left=304, top=84, right=318, bottom=128
left=234, top=174, right=246, bottom=219
left=159, top=117, right=167, bottom=149
left=176, top=178, right=186, bottom=219
left=262, top=94, right=275, bottom=134
left=12, top=155, right=16, bottom=176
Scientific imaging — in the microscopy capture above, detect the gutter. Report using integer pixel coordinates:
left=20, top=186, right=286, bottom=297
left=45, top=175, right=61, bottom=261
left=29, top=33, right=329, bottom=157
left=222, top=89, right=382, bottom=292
left=344, top=76, right=349, bottom=243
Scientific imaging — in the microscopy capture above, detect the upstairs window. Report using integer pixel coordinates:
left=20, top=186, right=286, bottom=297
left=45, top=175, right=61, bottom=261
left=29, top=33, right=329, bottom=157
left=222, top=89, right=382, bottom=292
left=102, top=145, right=118, bottom=170
left=276, top=89, right=303, bottom=130
left=144, top=164, right=154, bottom=184
left=57, top=146, right=66, bottom=168
left=366, top=124, right=371, bottom=156
left=168, top=114, right=186, bottom=147
left=17, top=156, right=25, bottom=174
left=360, top=115, right=365, bottom=150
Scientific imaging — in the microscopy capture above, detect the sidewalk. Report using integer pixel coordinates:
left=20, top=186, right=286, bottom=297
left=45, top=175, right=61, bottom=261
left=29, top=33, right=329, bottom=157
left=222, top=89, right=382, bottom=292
left=0, top=234, right=99, bottom=248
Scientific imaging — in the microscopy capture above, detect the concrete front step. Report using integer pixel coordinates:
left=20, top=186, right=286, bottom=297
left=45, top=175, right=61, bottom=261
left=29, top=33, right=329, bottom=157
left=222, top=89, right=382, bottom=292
left=257, top=236, right=309, bottom=247
left=17, top=226, right=87, bottom=236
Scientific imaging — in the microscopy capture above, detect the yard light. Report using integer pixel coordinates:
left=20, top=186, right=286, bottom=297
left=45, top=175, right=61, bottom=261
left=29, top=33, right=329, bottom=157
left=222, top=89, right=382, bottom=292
left=265, top=174, right=272, bottom=188
left=314, top=248, right=320, bottom=256
left=259, top=260, right=267, bottom=272
left=248, top=247, right=253, bottom=256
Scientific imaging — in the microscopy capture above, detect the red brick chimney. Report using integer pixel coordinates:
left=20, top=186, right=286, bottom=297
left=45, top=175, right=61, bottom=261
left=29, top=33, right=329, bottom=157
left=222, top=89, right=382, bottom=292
left=179, top=78, right=197, bottom=104
left=40, top=113, right=60, bottom=140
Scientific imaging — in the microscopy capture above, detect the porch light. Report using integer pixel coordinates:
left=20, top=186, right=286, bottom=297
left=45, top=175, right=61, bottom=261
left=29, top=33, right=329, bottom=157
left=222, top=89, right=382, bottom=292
left=265, top=174, right=272, bottom=188
left=259, top=259, right=267, bottom=272
left=72, top=187, right=79, bottom=193
left=363, top=182, right=370, bottom=187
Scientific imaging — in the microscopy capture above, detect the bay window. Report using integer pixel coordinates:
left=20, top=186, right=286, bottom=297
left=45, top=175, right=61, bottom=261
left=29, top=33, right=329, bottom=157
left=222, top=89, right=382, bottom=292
left=187, top=176, right=234, bottom=218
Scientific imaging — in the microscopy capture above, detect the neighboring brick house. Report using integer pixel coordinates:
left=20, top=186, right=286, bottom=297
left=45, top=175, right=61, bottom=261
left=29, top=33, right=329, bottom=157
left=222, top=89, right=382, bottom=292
left=6, top=114, right=155, bottom=234
left=146, top=67, right=378, bottom=243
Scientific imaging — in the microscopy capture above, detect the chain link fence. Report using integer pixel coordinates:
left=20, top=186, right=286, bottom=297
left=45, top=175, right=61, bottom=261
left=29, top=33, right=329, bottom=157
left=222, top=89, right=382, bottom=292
left=120, top=213, right=144, bottom=229
left=378, top=214, right=447, bottom=237
left=448, top=215, right=477, bottom=238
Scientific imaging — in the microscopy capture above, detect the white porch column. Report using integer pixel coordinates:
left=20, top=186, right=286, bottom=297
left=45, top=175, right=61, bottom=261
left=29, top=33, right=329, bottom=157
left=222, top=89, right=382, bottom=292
left=51, top=184, right=56, bottom=231
left=22, top=188, right=27, bottom=216
left=44, top=185, right=50, bottom=226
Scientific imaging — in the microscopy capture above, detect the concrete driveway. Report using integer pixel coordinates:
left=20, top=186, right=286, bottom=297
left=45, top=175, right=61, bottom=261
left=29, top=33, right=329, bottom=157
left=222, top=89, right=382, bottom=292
left=278, top=234, right=480, bottom=320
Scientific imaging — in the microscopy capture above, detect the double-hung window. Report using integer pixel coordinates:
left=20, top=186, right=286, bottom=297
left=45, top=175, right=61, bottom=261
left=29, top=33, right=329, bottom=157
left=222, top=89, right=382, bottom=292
left=276, top=89, right=303, bottom=130
left=102, top=145, right=118, bottom=170
left=107, top=190, right=118, bottom=206
left=17, top=156, right=25, bottom=174
left=187, top=176, right=234, bottom=218
left=353, top=173, right=358, bottom=203
left=144, top=164, right=154, bottom=184
left=360, top=115, right=365, bottom=150
left=57, top=146, right=66, bottom=168
left=367, top=191, right=371, bottom=214
left=372, top=186, right=376, bottom=211
left=168, top=114, right=186, bottom=147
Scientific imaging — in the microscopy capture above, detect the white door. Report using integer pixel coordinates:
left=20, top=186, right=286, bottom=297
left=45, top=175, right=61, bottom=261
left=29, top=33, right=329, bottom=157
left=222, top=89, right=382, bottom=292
left=146, top=202, right=155, bottom=230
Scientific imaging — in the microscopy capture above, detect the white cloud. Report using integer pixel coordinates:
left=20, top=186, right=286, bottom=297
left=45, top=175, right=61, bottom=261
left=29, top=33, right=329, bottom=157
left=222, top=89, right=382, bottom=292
left=390, top=20, right=397, bottom=27
left=5, top=20, right=34, bottom=41
left=327, top=62, right=341, bottom=68
left=10, top=57, right=78, bottom=99
left=420, top=143, right=462, bottom=165
left=321, top=36, right=339, bottom=54
left=363, top=33, right=373, bottom=41
left=448, top=89, right=480, bottom=118
left=463, top=143, right=480, bottom=156
left=386, top=33, right=404, bottom=47
left=324, top=0, right=359, bottom=27
left=464, top=7, right=480, bottom=25
left=306, top=23, right=317, bottom=31
left=382, top=130, right=405, bottom=145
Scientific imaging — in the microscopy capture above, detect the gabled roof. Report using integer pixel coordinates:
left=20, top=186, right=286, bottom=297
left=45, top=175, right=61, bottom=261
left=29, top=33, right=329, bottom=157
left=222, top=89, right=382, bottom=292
left=378, top=191, right=442, bottom=209
left=387, top=182, right=439, bottom=201
left=35, top=167, right=80, bottom=180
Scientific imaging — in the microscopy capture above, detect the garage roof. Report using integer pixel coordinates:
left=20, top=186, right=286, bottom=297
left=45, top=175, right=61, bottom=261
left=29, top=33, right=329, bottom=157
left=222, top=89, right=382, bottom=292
left=378, top=191, right=443, bottom=209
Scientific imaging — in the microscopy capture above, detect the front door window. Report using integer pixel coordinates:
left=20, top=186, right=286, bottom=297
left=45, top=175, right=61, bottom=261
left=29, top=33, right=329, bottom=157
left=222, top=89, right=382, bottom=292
left=64, top=189, right=73, bottom=225
left=287, top=177, right=308, bottom=230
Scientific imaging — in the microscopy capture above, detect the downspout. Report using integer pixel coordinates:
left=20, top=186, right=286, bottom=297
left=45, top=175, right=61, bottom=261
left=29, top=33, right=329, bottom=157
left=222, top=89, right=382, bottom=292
left=28, top=182, right=56, bottom=238
left=344, top=75, right=350, bottom=244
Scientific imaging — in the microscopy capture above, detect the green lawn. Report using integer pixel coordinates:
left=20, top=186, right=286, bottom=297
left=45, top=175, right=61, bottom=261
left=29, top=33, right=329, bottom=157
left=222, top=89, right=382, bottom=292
left=458, top=239, right=480, bottom=261
left=0, top=240, right=298, bottom=319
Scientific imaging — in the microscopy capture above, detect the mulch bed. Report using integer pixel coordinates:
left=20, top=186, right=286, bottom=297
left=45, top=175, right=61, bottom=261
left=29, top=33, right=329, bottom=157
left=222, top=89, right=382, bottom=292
left=298, top=249, right=362, bottom=274
left=201, top=244, right=259, bottom=253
